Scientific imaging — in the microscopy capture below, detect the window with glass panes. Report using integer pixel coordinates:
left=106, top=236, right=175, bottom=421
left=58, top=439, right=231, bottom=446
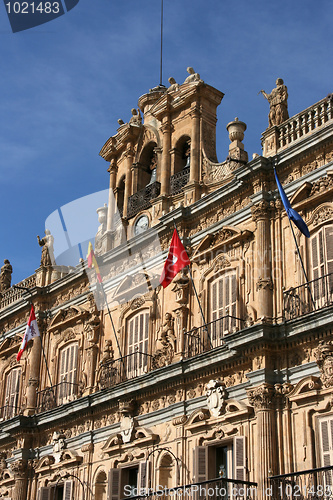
left=3, top=367, right=21, bottom=419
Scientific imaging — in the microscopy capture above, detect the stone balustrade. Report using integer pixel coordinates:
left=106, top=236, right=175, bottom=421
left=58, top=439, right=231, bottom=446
left=0, top=274, right=36, bottom=310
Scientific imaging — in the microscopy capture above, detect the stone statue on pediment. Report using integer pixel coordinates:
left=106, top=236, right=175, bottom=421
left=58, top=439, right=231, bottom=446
left=167, top=77, right=179, bottom=92
left=37, top=229, right=55, bottom=267
left=259, top=78, right=289, bottom=127
left=184, top=67, right=202, bottom=84
left=129, top=108, right=142, bottom=126
left=0, top=260, right=12, bottom=293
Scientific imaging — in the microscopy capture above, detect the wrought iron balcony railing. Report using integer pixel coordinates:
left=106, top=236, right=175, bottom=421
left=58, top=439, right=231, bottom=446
left=283, top=272, right=333, bottom=321
left=121, top=476, right=258, bottom=500
left=170, top=166, right=190, bottom=195
left=184, top=315, right=244, bottom=358
left=36, top=381, right=80, bottom=413
left=0, top=404, right=20, bottom=421
left=269, top=465, right=333, bottom=500
left=127, top=182, right=160, bottom=219
left=99, top=351, right=153, bottom=390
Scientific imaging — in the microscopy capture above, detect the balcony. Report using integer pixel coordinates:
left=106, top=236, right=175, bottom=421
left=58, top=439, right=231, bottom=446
left=170, top=166, right=190, bottom=195
left=269, top=465, right=333, bottom=500
left=184, top=315, right=245, bottom=358
left=283, top=273, right=333, bottom=321
left=121, top=476, right=258, bottom=500
left=127, top=182, right=160, bottom=219
left=99, top=351, right=153, bottom=390
left=36, top=381, right=80, bottom=413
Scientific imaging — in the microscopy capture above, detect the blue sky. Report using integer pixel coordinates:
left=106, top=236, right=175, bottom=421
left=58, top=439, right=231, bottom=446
left=0, top=0, right=332, bottom=284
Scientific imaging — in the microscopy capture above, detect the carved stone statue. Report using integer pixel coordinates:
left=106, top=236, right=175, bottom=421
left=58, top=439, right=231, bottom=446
left=157, top=312, right=176, bottom=351
left=206, top=380, right=227, bottom=417
left=167, top=77, right=179, bottom=92
left=129, top=108, right=142, bottom=126
left=100, top=339, right=114, bottom=365
left=0, top=260, right=12, bottom=293
left=259, top=78, right=289, bottom=127
left=37, top=230, right=55, bottom=267
left=184, top=67, right=201, bottom=84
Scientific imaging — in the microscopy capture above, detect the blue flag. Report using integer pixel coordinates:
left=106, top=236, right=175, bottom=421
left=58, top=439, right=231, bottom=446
left=274, top=168, right=310, bottom=238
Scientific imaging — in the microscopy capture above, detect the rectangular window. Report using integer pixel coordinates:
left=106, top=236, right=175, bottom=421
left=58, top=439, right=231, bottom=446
left=318, top=416, right=333, bottom=488
left=311, top=226, right=333, bottom=308
left=3, top=367, right=21, bottom=420
left=210, top=271, right=237, bottom=346
left=127, top=311, right=149, bottom=378
left=58, top=344, right=78, bottom=404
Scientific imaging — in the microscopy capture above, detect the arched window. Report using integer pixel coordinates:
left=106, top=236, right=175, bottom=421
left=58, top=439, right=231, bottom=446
left=95, top=471, right=107, bottom=500
left=3, top=367, right=21, bottom=420
left=116, top=175, right=125, bottom=218
left=311, top=224, right=333, bottom=307
left=58, top=343, right=78, bottom=404
left=209, top=270, right=238, bottom=346
left=170, top=136, right=191, bottom=195
left=158, top=454, right=174, bottom=491
left=126, top=309, right=149, bottom=378
left=137, top=143, right=158, bottom=191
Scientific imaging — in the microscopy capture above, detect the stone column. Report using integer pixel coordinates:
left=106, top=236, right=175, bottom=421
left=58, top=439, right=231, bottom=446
left=247, top=384, right=278, bottom=500
left=160, top=119, right=171, bottom=197
left=11, top=460, right=28, bottom=500
left=25, top=322, right=42, bottom=416
left=107, top=160, right=118, bottom=231
left=251, top=201, right=273, bottom=321
left=123, top=144, right=134, bottom=218
left=189, top=104, right=200, bottom=183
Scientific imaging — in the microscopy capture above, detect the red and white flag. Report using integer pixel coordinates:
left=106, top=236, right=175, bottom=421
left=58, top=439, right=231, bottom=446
left=17, top=305, right=40, bottom=361
left=159, top=229, right=190, bottom=288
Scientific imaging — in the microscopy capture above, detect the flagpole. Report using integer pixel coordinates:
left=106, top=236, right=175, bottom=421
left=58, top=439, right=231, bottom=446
left=287, top=218, right=316, bottom=309
left=98, top=282, right=126, bottom=372
left=14, top=286, right=56, bottom=403
left=172, top=221, right=213, bottom=349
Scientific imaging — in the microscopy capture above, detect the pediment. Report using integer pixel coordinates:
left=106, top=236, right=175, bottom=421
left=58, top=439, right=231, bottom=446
left=185, top=408, right=210, bottom=429
left=112, top=272, right=160, bottom=303
left=307, top=203, right=333, bottom=228
left=192, top=227, right=252, bottom=261
left=103, top=426, right=158, bottom=453
left=49, top=305, right=88, bottom=332
left=288, top=376, right=321, bottom=400
left=290, top=182, right=312, bottom=205
left=0, top=336, right=20, bottom=357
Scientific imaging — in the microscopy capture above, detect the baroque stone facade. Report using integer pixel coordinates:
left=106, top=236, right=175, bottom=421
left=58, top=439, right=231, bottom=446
left=0, top=71, right=333, bottom=500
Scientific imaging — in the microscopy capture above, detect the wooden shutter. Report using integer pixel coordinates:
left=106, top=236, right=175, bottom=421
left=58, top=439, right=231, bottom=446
left=58, top=344, right=78, bottom=403
left=107, top=469, right=121, bottom=500
left=5, top=368, right=21, bottom=419
left=139, top=461, right=150, bottom=492
left=193, top=446, right=207, bottom=482
left=210, top=271, right=237, bottom=345
left=39, top=487, right=51, bottom=500
left=319, top=417, right=333, bottom=487
left=63, top=481, right=73, bottom=500
left=127, top=311, right=149, bottom=377
left=233, top=436, right=246, bottom=499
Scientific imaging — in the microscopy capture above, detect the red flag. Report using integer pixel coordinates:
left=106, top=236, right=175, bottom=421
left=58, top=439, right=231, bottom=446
left=159, top=229, right=190, bottom=288
left=87, top=241, right=102, bottom=283
left=17, top=305, right=40, bottom=361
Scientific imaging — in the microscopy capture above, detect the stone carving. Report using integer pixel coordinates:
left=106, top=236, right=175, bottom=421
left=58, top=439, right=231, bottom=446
left=152, top=343, right=174, bottom=369
left=256, top=277, right=273, bottom=291
left=167, top=77, right=179, bottom=92
left=312, top=207, right=333, bottom=226
left=184, top=66, right=202, bottom=84
left=156, top=313, right=176, bottom=350
left=130, top=296, right=145, bottom=310
left=100, top=339, right=114, bottom=365
left=37, top=229, right=55, bottom=267
left=206, top=380, right=227, bottom=417
left=0, top=260, right=12, bottom=293
left=315, top=340, right=333, bottom=387
left=10, top=459, right=27, bottom=478
left=129, top=108, right=142, bottom=126
left=259, top=78, right=289, bottom=127
left=52, top=431, right=66, bottom=463
left=0, top=453, right=7, bottom=481
left=247, top=383, right=275, bottom=411
left=310, top=176, right=333, bottom=196
left=119, top=400, right=135, bottom=443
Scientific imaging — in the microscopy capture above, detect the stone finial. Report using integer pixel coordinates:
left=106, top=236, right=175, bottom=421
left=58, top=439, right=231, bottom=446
left=226, top=118, right=248, bottom=166
left=0, top=259, right=13, bottom=293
